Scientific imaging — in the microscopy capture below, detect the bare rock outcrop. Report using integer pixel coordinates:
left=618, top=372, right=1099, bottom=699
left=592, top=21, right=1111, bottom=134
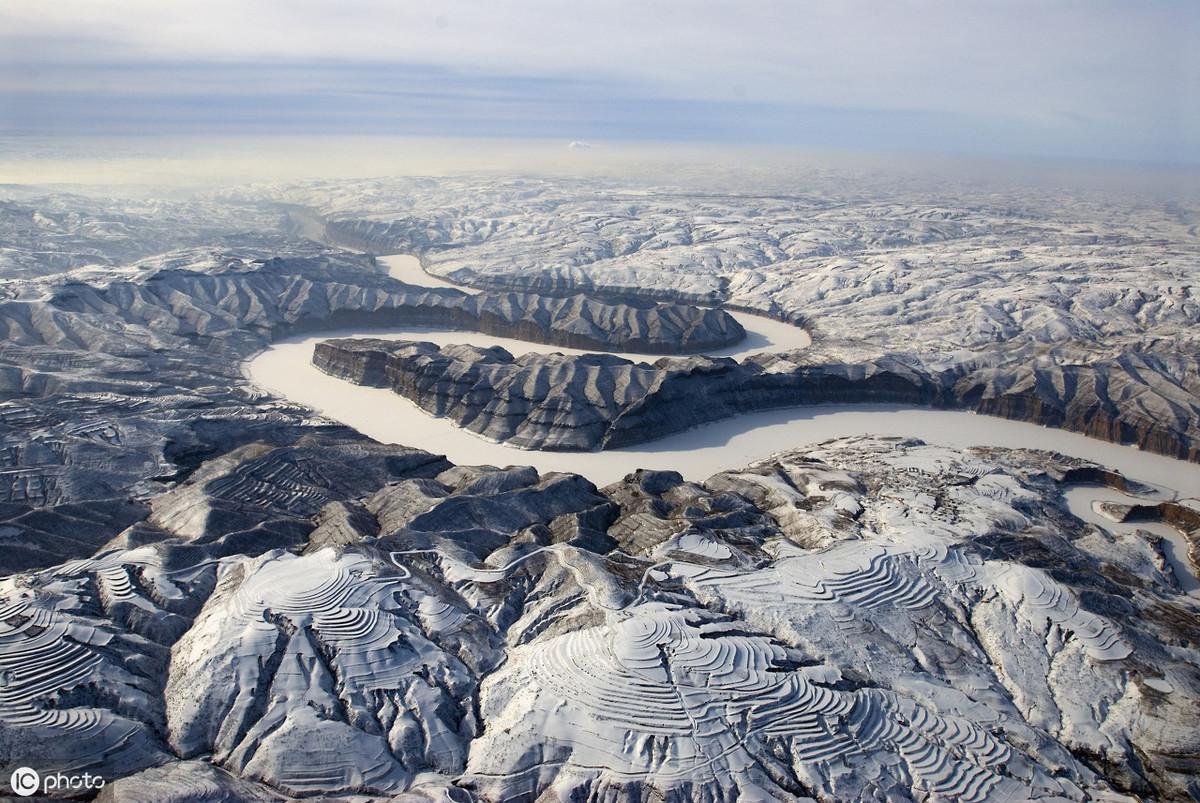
left=313, top=338, right=934, bottom=450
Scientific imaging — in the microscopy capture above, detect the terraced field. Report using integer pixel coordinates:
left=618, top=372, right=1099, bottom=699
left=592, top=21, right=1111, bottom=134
left=2, top=179, right=1199, bottom=801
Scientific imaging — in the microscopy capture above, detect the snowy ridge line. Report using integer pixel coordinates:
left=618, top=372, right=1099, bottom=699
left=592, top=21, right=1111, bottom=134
left=165, top=547, right=477, bottom=796
left=0, top=435, right=1190, bottom=799
left=467, top=606, right=1027, bottom=802
left=0, top=550, right=171, bottom=776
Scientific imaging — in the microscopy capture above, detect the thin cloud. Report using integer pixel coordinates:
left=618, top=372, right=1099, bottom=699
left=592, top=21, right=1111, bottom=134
left=0, top=1, right=1196, bottom=163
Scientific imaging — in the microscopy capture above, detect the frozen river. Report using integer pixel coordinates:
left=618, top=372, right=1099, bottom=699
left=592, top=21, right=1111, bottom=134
left=375, top=254, right=813, bottom=360
left=1063, top=486, right=1199, bottom=596
left=245, top=254, right=1199, bottom=586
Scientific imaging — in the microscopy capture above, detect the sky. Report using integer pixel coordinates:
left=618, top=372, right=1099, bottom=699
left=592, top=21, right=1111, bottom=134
left=0, top=0, right=1197, bottom=166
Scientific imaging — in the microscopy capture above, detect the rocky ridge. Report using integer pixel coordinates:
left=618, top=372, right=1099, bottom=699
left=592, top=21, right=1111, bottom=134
left=0, top=244, right=738, bottom=573
left=313, top=338, right=931, bottom=451
left=47, top=253, right=743, bottom=355
left=315, top=336, right=1200, bottom=461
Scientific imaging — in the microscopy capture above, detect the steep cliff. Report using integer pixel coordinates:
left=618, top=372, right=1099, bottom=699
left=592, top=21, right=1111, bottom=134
left=315, top=336, right=1200, bottom=462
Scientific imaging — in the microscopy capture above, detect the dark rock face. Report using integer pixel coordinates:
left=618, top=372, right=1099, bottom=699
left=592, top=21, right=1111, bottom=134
left=461, top=291, right=744, bottom=353
left=951, top=351, right=1200, bottom=462
left=315, top=334, right=1200, bottom=463
left=314, top=338, right=937, bottom=450
left=315, top=335, right=1200, bottom=463
left=143, top=433, right=450, bottom=554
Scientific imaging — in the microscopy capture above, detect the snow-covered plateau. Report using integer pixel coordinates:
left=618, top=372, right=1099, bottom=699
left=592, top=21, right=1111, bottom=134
left=1, top=171, right=1198, bottom=800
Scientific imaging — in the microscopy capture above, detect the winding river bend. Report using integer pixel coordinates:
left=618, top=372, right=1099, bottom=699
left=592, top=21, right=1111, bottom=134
left=245, top=254, right=1200, bottom=588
